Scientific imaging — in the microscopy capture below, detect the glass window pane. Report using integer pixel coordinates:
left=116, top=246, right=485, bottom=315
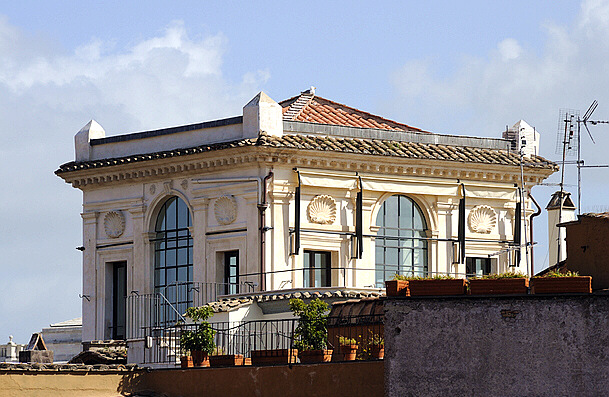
left=166, top=249, right=176, bottom=266
left=178, top=248, right=188, bottom=265
left=385, top=196, right=398, bottom=229
left=178, top=266, right=188, bottom=283
left=177, top=199, right=190, bottom=228
left=166, top=198, right=177, bottom=230
left=166, top=268, right=176, bottom=285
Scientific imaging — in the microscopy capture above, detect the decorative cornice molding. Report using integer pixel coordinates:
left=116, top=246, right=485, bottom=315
left=61, top=147, right=553, bottom=189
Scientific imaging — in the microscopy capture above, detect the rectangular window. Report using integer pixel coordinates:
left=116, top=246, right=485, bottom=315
left=303, top=250, right=331, bottom=288
left=466, top=257, right=492, bottom=277
left=112, top=261, right=127, bottom=340
left=224, top=250, right=239, bottom=295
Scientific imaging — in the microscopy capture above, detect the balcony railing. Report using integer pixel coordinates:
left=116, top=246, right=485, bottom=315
left=126, top=281, right=255, bottom=339
left=143, top=313, right=384, bottom=365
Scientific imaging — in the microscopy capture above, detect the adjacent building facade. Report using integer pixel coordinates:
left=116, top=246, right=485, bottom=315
left=56, top=89, right=556, bottom=350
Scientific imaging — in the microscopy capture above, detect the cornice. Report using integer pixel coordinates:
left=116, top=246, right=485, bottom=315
left=59, top=145, right=554, bottom=189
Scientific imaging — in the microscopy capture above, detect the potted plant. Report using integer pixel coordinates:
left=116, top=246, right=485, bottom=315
left=408, top=275, right=467, bottom=296
left=385, top=274, right=410, bottom=296
left=336, top=336, right=358, bottom=361
left=179, top=329, right=195, bottom=368
left=531, top=270, right=592, bottom=294
left=368, top=332, right=384, bottom=360
left=469, top=272, right=529, bottom=295
left=180, top=306, right=216, bottom=367
left=289, top=298, right=333, bottom=363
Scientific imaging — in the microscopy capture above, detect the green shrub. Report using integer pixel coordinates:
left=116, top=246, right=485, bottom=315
left=393, top=273, right=455, bottom=281
left=289, top=298, right=329, bottom=351
left=180, top=306, right=216, bottom=355
left=541, top=270, right=580, bottom=278
left=338, top=336, right=357, bottom=346
left=473, top=271, right=528, bottom=280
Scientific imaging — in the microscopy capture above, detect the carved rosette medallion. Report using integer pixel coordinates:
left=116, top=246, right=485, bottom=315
left=214, top=196, right=237, bottom=225
left=104, top=211, right=125, bottom=238
left=468, top=205, right=497, bottom=233
left=307, top=195, right=337, bottom=224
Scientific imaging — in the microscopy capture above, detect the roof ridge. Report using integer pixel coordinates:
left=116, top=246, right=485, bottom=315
left=282, top=93, right=315, bottom=121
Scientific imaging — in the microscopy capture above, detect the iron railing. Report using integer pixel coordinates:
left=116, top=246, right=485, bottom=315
left=126, top=281, right=255, bottom=339
left=144, top=313, right=384, bottom=365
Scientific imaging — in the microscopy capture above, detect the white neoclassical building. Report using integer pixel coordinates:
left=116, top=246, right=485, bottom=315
left=56, top=89, right=556, bottom=353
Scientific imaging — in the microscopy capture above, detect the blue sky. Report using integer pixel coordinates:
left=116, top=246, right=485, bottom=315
left=1, top=0, right=608, bottom=343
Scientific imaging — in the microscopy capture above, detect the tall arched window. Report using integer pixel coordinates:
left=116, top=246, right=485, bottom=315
left=375, top=195, right=428, bottom=286
left=154, top=196, right=193, bottom=319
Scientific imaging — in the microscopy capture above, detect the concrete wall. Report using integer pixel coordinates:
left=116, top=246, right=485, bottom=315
left=0, top=361, right=383, bottom=397
left=384, top=295, right=609, bottom=397
left=565, top=216, right=609, bottom=290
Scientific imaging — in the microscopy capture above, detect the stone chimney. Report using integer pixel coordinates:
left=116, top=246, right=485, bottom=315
left=75, top=120, right=105, bottom=162
left=242, top=91, right=283, bottom=139
left=546, top=191, right=576, bottom=266
left=503, top=120, right=540, bottom=158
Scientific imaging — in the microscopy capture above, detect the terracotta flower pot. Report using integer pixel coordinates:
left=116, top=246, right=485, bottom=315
left=370, top=345, right=384, bottom=360
left=531, top=276, right=592, bottom=294
left=338, top=344, right=358, bottom=361
left=251, top=349, right=298, bottom=366
left=210, top=354, right=249, bottom=367
left=191, top=351, right=210, bottom=367
left=408, top=279, right=466, bottom=296
left=468, top=278, right=529, bottom=295
left=299, top=349, right=333, bottom=363
left=385, top=280, right=409, bottom=296
left=180, top=356, right=193, bottom=368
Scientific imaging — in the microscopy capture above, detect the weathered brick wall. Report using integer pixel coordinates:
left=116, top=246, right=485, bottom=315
left=385, top=294, right=609, bottom=397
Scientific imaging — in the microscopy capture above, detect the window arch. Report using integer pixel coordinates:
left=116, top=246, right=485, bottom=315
left=153, top=196, right=193, bottom=319
left=375, top=195, right=428, bottom=286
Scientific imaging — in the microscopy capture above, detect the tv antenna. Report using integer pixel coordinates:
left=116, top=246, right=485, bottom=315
left=553, top=101, right=609, bottom=267
left=556, top=101, right=609, bottom=216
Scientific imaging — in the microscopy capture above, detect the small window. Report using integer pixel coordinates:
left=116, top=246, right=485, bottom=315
left=224, top=250, right=239, bottom=295
left=466, top=257, right=492, bottom=277
left=303, top=250, right=331, bottom=288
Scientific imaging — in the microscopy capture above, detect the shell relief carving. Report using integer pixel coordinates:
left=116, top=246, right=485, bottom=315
left=468, top=205, right=497, bottom=234
left=307, top=195, right=337, bottom=225
left=214, top=196, right=237, bottom=225
left=104, top=211, right=125, bottom=238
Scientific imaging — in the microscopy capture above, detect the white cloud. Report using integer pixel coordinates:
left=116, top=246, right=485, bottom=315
left=497, top=38, right=522, bottom=61
left=0, top=17, right=268, bottom=343
left=389, top=0, right=609, bottom=269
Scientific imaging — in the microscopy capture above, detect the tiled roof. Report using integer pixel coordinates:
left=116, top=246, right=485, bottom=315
left=280, top=93, right=423, bottom=132
left=581, top=212, right=609, bottom=220
left=206, top=290, right=385, bottom=313
left=56, top=132, right=556, bottom=174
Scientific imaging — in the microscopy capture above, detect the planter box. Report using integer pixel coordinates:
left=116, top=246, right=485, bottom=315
left=210, top=354, right=250, bottom=367
left=180, top=356, right=193, bottom=368
left=531, top=276, right=592, bottom=294
left=469, top=278, right=529, bottom=295
left=191, top=351, right=210, bottom=367
left=251, top=349, right=298, bottom=366
left=336, top=345, right=358, bottom=361
left=409, top=279, right=466, bottom=296
left=299, top=349, right=333, bottom=364
left=385, top=280, right=409, bottom=296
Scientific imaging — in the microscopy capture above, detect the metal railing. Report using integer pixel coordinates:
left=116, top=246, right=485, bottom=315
left=144, top=313, right=384, bottom=365
left=126, top=281, right=255, bottom=339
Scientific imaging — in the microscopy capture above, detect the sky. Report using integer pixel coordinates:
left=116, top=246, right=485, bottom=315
left=2, top=0, right=609, bottom=344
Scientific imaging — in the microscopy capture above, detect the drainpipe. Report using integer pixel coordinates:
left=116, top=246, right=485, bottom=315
left=528, top=192, right=542, bottom=277
left=258, top=171, right=274, bottom=291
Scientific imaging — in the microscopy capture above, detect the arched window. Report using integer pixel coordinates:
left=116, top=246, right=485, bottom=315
left=375, top=195, right=428, bottom=286
left=154, top=196, right=193, bottom=319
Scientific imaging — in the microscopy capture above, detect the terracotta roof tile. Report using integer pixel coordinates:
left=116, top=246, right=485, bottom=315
left=279, top=94, right=424, bottom=132
left=56, top=132, right=557, bottom=175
